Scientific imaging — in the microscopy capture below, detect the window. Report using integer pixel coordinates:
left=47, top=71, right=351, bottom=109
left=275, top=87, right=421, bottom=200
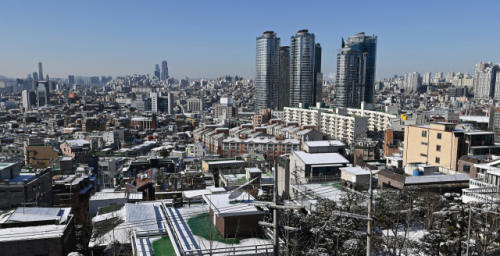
left=436, top=145, right=441, bottom=151
left=421, top=142, right=428, bottom=146
left=437, top=133, right=442, bottom=139
left=435, top=157, right=440, bottom=163
left=463, top=165, right=471, bottom=173
left=420, top=153, right=427, bottom=157
left=421, top=131, right=427, bottom=137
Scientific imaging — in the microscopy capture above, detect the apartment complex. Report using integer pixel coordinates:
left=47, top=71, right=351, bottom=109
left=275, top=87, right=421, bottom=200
left=284, top=106, right=368, bottom=144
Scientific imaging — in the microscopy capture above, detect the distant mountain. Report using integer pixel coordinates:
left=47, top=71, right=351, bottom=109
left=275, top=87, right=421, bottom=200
left=0, top=75, right=12, bottom=80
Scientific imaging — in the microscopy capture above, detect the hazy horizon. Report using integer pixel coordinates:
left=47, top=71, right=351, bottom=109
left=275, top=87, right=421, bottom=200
left=2, top=0, right=499, bottom=80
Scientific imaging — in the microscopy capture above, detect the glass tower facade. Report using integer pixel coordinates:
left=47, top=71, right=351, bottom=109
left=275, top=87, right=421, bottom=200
left=335, top=48, right=366, bottom=108
left=278, top=46, right=290, bottom=110
left=313, top=43, right=322, bottom=104
left=290, top=30, right=316, bottom=108
left=255, top=31, right=280, bottom=111
left=337, top=32, right=377, bottom=107
left=37, top=81, right=49, bottom=107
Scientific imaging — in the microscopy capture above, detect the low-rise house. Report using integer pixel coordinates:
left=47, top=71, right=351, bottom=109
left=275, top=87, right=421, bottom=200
left=303, top=140, right=346, bottom=154
left=60, top=139, right=91, bottom=164
left=52, top=167, right=95, bottom=224
left=0, top=164, right=53, bottom=209
left=25, top=143, right=59, bottom=168
left=88, top=190, right=143, bottom=218
left=90, top=203, right=166, bottom=255
left=340, top=167, right=372, bottom=188
left=0, top=207, right=76, bottom=256
left=289, top=150, right=350, bottom=196
left=378, top=170, right=469, bottom=193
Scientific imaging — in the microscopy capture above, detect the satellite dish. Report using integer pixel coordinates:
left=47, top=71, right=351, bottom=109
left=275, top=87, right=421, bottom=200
left=228, top=188, right=245, bottom=200
left=228, top=176, right=259, bottom=200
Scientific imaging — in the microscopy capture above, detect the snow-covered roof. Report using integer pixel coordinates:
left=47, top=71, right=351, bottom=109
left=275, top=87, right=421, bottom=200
left=294, top=151, right=349, bottom=165
left=405, top=174, right=470, bottom=185
left=3, top=207, right=71, bottom=224
left=340, top=167, right=371, bottom=175
left=0, top=224, right=67, bottom=242
left=460, top=116, right=489, bottom=123
left=65, top=139, right=90, bottom=148
left=304, top=140, right=345, bottom=147
left=90, top=192, right=142, bottom=201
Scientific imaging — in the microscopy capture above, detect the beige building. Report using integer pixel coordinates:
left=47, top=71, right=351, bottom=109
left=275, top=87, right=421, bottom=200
left=25, top=145, right=59, bottom=168
left=403, top=123, right=500, bottom=171
left=404, top=123, right=463, bottom=170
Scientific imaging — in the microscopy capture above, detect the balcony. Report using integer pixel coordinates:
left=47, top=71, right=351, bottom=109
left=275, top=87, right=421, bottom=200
left=469, top=178, right=491, bottom=189
left=463, top=187, right=500, bottom=203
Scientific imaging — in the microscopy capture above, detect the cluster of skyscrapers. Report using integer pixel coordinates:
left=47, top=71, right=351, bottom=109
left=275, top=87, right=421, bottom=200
left=22, top=62, right=50, bottom=109
left=154, top=61, right=169, bottom=81
left=255, top=30, right=377, bottom=111
left=255, top=30, right=322, bottom=111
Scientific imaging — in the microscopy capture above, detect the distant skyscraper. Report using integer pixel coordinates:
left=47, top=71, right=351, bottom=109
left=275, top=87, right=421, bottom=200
left=167, top=93, right=174, bottom=115
left=46, top=74, right=49, bottom=81
left=161, top=61, right=169, bottom=81
left=475, top=62, right=499, bottom=99
left=403, top=72, right=422, bottom=93
left=150, top=92, right=158, bottom=112
left=434, top=71, right=443, bottom=80
left=278, top=46, right=290, bottom=110
left=446, top=72, right=455, bottom=83
left=290, top=29, right=319, bottom=107
left=155, top=64, right=160, bottom=79
left=27, top=74, right=32, bottom=79
left=341, top=32, right=377, bottom=105
left=37, top=81, right=49, bottom=107
left=423, top=72, right=431, bottom=85
left=335, top=47, right=366, bottom=107
left=68, top=75, right=75, bottom=85
left=255, top=31, right=280, bottom=111
left=38, top=62, right=43, bottom=81
left=33, top=72, right=38, bottom=82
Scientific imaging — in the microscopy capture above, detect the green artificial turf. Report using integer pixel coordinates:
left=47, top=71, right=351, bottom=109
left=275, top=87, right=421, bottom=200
left=187, top=213, right=241, bottom=244
left=152, top=237, right=175, bottom=256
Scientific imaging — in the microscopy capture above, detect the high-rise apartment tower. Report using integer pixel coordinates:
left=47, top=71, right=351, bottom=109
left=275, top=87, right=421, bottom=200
left=255, top=31, right=280, bottom=111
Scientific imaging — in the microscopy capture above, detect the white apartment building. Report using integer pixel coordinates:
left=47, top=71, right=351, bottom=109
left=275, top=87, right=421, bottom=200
left=284, top=107, right=368, bottom=145
left=187, top=97, right=204, bottom=112
left=187, top=143, right=206, bottom=159
left=347, top=105, right=399, bottom=132
left=271, top=110, right=286, bottom=120
left=222, top=136, right=300, bottom=158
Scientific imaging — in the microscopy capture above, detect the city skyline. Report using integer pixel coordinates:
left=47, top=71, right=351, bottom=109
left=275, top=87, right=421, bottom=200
left=1, top=1, right=499, bottom=79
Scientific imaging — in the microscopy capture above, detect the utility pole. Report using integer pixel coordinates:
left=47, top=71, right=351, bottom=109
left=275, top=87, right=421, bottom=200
left=273, top=161, right=279, bottom=256
left=366, top=169, right=373, bottom=256
left=252, top=161, right=302, bottom=256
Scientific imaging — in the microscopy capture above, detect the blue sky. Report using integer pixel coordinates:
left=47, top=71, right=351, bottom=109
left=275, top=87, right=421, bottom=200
left=1, top=0, right=499, bottom=80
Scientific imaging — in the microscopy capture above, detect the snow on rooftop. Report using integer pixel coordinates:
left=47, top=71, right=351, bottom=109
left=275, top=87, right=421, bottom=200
left=294, top=151, right=349, bottom=165
left=304, top=140, right=345, bottom=147
left=90, top=192, right=142, bottom=201
left=340, top=167, right=371, bottom=175
left=405, top=174, right=470, bottom=185
left=0, top=224, right=67, bottom=242
left=165, top=204, right=272, bottom=255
